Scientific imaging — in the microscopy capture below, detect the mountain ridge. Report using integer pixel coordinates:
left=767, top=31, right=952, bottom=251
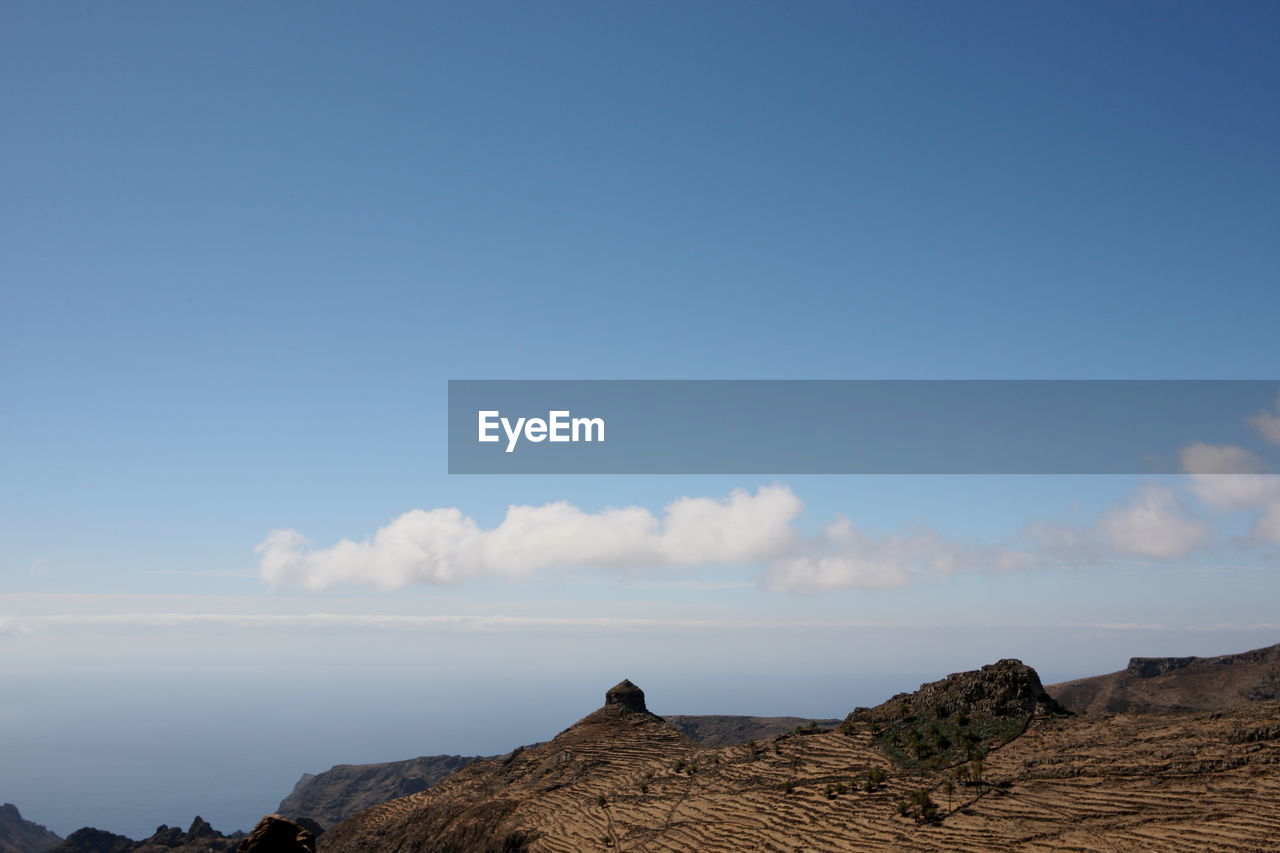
left=1046, top=641, right=1280, bottom=715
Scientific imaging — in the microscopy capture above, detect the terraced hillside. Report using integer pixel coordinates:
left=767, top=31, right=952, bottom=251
left=319, top=666, right=1280, bottom=853
left=277, top=717, right=836, bottom=827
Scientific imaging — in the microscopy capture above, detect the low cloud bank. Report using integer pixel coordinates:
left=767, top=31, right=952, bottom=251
left=257, top=485, right=1029, bottom=593
left=258, top=486, right=806, bottom=591
left=257, top=403, right=1280, bottom=593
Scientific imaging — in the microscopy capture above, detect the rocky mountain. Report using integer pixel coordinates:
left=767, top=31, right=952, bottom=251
left=277, top=713, right=838, bottom=827
left=43, top=817, right=247, bottom=853
left=1047, top=641, right=1280, bottom=715
left=278, top=755, right=486, bottom=828
left=0, top=804, right=61, bottom=853
left=847, top=658, right=1068, bottom=770
left=314, top=666, right=1280, bottom=852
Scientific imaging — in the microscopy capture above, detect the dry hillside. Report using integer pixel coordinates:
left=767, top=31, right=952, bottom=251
left=1047, top=642, right=1280, bottom=715
left=319, top=665, right=1280, bottom=852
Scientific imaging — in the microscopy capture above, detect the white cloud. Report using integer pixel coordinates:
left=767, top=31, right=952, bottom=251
left=1023, top=519, right=1102, bottom=563
left=1254, top=503, right=1280, bottom=544
left=1180, top=442, right=1280, bottom=510
left=1029, top=484, right=1218, bottom=562
left=1098, top=485, right=1210, bottom=558
left=257, top=476, right=1265, bottom=596
left=1178, top=442, right=1280, bottom=545
left=759, top=516, right=1030, bottom=593
left=257, top=486, right=803, bottom=591
left=1249, top=392, right=1280, bottom=445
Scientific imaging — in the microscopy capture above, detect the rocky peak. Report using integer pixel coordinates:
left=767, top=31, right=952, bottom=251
left=852, top=658, right=1066, bottom=724
left=1127, top=656, right=1197, bottom=678
left=605, top=679, right=647, bottom=712
left=0, top=803, right=62, bottom=853
left=186, top=817, right=215, bottom=839
left=235, top=815, right=315, bottom=853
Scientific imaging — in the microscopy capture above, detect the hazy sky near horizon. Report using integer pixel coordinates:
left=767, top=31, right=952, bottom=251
left=3, top=0, right=1280, bottom=838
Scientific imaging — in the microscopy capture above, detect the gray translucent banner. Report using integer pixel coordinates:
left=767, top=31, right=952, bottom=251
left=447, top=380, right=1280, bottom=474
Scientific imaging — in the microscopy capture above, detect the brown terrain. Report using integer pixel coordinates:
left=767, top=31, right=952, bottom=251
left=277, top=717, right=838, bottom=828
left=1047, top=642, right=1280, bottom=715
left=317, top=662, right=1280, bottom=853
left=16, top=643, right=1280, bottom=852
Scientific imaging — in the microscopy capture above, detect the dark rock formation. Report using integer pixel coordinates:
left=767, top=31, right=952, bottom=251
left=0, top=805, right=62, bottom=853
left=848, top=659, right=1067, bottom=768
left=44, top=818, right=241, bottom=853
left=1127, top=656, right=1196, bottom=678
left=42, top=829, right=134, bottom=853
left=605, top=679, right=646, bottom=712
left=234, top=817, right=313, bottom=853
left=183, top=819, right=214, bottom=841
left=852, top=658, right=1066, bottom=726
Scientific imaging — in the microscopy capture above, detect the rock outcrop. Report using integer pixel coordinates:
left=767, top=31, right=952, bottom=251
left=1126, top=656, right=1197, bottom=678
left=0, top=804, right=61, bottom=853
left=41, top=829, right=134, bottom=853
left=43, top=818, right=242, bottom=853
left=845, top=659, right=1067, bottom=769
left=851, top=658, right=1066, bottom=725
left=234, top=817, right=313, bottom=853
left=604, top=679, right=646, bottom=711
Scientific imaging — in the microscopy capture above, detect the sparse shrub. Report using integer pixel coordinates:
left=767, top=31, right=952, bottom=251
left=782, top=780, right=794, bottom=794
left=596, top=794, right=607, bottom=807
left=674, top=759, right=686, bottom=773
left=907, top=789, right=937, bottom=823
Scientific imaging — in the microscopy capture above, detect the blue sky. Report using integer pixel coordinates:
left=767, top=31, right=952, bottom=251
left=3, top=0, right=1280, bottom=838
